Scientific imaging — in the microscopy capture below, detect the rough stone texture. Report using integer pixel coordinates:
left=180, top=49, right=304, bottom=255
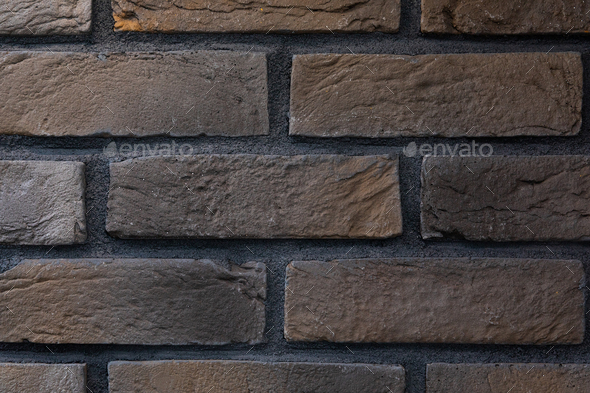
left=427, top=363, right=590, bottom=392
left=108, top=360, right=405, bottom=393
left=0, top=51, right=268, bottom=137
left=0, top=0, right=91, bottom=35
left=0, top=160, right=86, bottom=245
left=421, top=0, right=590, bottom=35
left=0, top=259, right=266, bottom=345
left=421, top=156, right=590, bottom=241
left=284, top=258, right=585, bottom=344
left=0, top=363, right=86, bottom=393
left=112, top=0, right=399, bottom=33
left=107, top=155, right=401, bottom=239
left=290, top=52, right=582, bottom=137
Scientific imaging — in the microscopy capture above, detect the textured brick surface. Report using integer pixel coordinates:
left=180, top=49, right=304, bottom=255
left=112, top=0, right=400, bottom=33
left=284, top=258, right=585, bottom=344
left=0, top=363, right=86, bottom=393
left=290, top=52, right=582, bottom=137
left=107, top=155, right=402, bottom=239
left=421, top=156, right=590, bottom=241
left=427, top=363, right=590, bottom=392
left=0, top=51, right=268, bottom=137
left=0, top=0, right=91, bottom=35
left=0, top=259, right=266, bottom=345
left=0, top=160, right=86, bottom=245
left=422, top=0, right=590, bottom=35
left=108, top=360, right=405, bottom=393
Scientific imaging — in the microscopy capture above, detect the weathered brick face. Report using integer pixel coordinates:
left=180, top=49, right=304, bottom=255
left=421, top=0, right=590, bottom=35
left=290, top=53, right=582, bottom=137
left=111, top=0, right=400, bottom=33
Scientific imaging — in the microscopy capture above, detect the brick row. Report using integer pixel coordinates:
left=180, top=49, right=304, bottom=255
left=0, top=160, right=86, bottom=245
left=290, top=52, right=582, bottom=137
left=0, top=257, right=585, bottom=346
left=106, top=155, right=402, bottom=239
left=284, top=258, right=585, bottom=344
left=0, top=259, right=266, bottom=345
left=0, top=51, right=268, bottom=137
left=421, top=156, right=590, bottom=241
left=108, top=360, right=405, bottom=393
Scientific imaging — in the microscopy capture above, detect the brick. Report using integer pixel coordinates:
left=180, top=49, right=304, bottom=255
left=0, top=259, right=266, bottom=345
left=108, top=360, right=405, bottom=393
left=0, top=0, right=91, bottom=35
left=0, top=51, right=268, bottom=137
left=106, top=155, right=401, bottom=239
left=421, top=0, right=590, bottom=35
left=0, top=160, right=86, bottom=245
left=427, top=363, right=590, bottom=392
left=290, top=52, right=582, bottom=137
left=0, top=363, right=86, bottom=393
left=284, top=258, right=584, bottom=344
left=422, top=156, right=590, bottom=241
left=111, top=0, right=399, bottom=33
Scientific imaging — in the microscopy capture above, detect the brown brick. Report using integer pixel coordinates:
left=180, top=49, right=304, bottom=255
left=290, top=52, right=582, bottom=137
left=111, top=0, right=399, bottom=33
left=427, top=363, right=590, bottom=392
left=0, top=160, right=86, bottom=245
left=284, top=258, right=584, bottom=344
left=106, top=155, right=401, bottom=239
left=108, top=360, right=405, bottom=393
left=0, top=51, right=268, bottom=137
left=1, top=0, right=91, bottom=35
left=0, top=259, right=266, bottom=345
left=0, top=363, right=86, bottom=393
left=422, top=156, right=590, bottom=241
left=422, top=0, right=590, bottom=35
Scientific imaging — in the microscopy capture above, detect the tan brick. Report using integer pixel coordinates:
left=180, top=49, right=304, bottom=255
left=290, top=52, right=582, bottom=137
left=0, top=160, right=86, bottom=245
left=0, top=51, right=268, bottom=137
left=106, top=155, right=402, bottom=239
left=284, top=258, right=585, bottom=344
left=0, top=259, right=266, bottom=345
left=108, top=360, right=405, bottom=393
left=422, top=0, right=590, bottom=35
left=427, top=363, right=590, bottom=392
left=422, top=156, right=590, bottom=241
left=0, top=363, right=86, bottom=393
left=112, top=0, right=399, bottom=33
left=0, top=0, right=91, bottom=35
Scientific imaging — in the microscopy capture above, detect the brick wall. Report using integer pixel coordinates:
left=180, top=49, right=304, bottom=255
left=0, top=0, right=589, bottom=392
